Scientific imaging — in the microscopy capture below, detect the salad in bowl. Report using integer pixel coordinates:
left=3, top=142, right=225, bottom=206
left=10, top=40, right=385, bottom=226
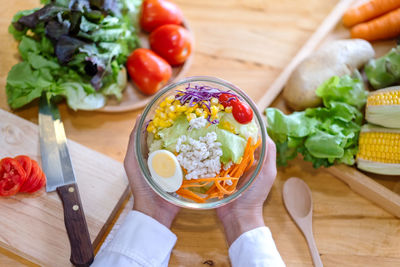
left=135, top=76, right=267, bottom=209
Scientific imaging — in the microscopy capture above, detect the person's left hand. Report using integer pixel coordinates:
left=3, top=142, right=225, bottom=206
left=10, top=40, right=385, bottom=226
left=124, top=115, right=180, bottom=228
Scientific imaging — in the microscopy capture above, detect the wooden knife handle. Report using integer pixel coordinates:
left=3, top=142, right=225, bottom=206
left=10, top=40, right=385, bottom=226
left=57, top=183, right=94, bottom=267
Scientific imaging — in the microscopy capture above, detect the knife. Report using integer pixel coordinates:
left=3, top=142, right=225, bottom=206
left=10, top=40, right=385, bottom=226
left=39, top=93, right=94, bottom=267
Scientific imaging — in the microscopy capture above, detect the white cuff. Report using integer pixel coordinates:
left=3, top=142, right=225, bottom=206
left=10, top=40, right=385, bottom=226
left=229, top=227, right=285, bottom=267
left=101, top=210, right=177, bottom=266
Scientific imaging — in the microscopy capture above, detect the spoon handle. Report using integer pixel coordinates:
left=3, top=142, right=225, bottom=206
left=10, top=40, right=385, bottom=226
left=304, top=231, right=323, bottom=267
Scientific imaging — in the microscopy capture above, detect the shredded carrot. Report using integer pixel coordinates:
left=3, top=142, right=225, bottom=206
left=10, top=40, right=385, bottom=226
left=205, top=183, right=217, bottom=194
left=182, top=177, right=238, bottom=184
left=176, top=137, right=262, bottom=202
left=180, top=181, right=211, bottom=188
left=215, top=180, right=235, bottom=195
left=176, top=188, right=205, bottom=203
left=205, top=192, right=219, bottom=200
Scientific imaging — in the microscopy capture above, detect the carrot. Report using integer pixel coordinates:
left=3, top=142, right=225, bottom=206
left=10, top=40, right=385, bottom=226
left=182, top=177, right=238, bottom=184
left=350, top=7, right=400, bottom=41
left=205, top=192, right=219, bottom=200
left=176, top=188, right=206, bottom=203
left=205, top=183, right=217, bottom=194
left=180, top=181, right=211, bottom=188
left=176, top=137, right=261, bottom=202
left=342, top=0, right=400, bottom=27
left=215, top=180, right=235, bottom=195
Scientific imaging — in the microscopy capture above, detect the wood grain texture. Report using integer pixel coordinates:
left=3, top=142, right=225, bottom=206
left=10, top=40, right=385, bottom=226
left=1, top=0, right=399, bottom=266
left=0, top=109, right=128, bottom=266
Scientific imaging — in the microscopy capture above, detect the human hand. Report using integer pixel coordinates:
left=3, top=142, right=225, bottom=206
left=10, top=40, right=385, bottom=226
left=124, top=115, right=180, bottom=228
left=216, top=136, right=277, bottom=245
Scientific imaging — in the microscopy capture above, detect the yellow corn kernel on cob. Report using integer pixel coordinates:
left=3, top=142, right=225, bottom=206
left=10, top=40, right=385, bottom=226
left=357, top=124, right=400, bottom=175
left=366, top=86, right=400, bottom=129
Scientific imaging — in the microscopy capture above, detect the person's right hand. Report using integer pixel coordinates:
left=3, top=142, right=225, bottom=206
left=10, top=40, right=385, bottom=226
left=124, top=115, right=180, bottom=228
left=216, top=136, right=277, bottom=245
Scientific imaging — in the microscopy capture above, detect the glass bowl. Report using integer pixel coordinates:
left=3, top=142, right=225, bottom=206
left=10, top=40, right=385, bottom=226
left=135, top=76, right=267, bottom=209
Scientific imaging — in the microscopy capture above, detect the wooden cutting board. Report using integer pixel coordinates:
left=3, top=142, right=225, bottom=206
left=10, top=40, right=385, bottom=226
left=0, top=109, right=129, bottom=266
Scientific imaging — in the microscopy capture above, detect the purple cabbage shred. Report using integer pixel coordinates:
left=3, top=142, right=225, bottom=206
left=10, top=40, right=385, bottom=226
left=175, top=83, right=238, bottom=111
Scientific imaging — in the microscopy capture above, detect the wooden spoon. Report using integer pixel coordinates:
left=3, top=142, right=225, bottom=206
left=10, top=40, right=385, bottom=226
left=282, top=177, right=323, bottom=267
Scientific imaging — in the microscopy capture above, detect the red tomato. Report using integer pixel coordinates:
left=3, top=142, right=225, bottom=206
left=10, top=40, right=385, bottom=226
left=19, top=160, right=41, bottom=193
left=0, top=158, right=26, bottom=196
left=15, top=155, right=32, bottom=178
left=28, top=171, right=46, bottom=193
left=149, top=24, right=192, bottom=66
left=232, top=101, right=253, bottom=124
left=218, top=93, right=238, bottom=108
left=126, top=48, right=172, bottom=95
left=140, top=0, right=183, bottom=32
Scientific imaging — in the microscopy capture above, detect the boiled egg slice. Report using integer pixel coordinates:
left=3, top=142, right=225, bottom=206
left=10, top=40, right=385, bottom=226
left=147, top=150, right=183, bottom=192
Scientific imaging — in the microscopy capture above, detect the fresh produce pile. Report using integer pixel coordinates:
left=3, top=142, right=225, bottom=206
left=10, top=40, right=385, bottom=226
left=268, top=74, right=367, bottom=168
left=0, top=156, right=46, bottom=197
left=6, top=0, right=192, bottom=110
left=127, top=0, right=192, bottom=95
left=145, top=84, right=260, bottom=203
left=267, top=0, right=400, bottom=175
left=7, top=0, right=142, bottom=110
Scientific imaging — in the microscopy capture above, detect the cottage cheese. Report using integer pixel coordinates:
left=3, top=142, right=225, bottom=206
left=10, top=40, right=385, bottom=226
left=176, top=132, right=223, bottom=180
left=189, top=117, right=208, bottom=129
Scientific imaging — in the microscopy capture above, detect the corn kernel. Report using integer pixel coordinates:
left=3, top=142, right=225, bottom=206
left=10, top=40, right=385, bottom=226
left=211, top=98, right=219, bottom=106
left=153, top=118, right=161, bottom=126
left=195, top=108, right=204, bottom=116
left=160, top=101, right=167, bottom=108
left=187, top=113, right=196, bottom=121
left=165, top=95, right=175, bottom=103
left=211, top=106, right=218, bottom=116
left=225, top=106, right=233, bottom=113
left=168, top=112, right=176, bottom=119
left=147, top=124, right=155, bottom=132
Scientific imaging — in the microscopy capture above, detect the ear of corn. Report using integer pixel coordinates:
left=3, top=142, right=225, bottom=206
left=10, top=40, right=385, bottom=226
left=357, top=124, right=400, bottom=175
left=366, top=86, right=400, bottom=129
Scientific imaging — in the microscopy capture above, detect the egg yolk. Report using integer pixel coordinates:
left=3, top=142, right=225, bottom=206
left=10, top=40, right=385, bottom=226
left=152, top=153, right=176, bottom=178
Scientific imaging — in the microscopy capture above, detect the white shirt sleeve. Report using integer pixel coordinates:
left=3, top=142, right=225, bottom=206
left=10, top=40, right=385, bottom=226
left=229, top=227, right=285, bottom=267
left=92, top=210, right=177, bottom=267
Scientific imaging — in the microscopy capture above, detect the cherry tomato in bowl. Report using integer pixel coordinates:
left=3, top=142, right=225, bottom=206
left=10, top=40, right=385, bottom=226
left=150, top=24, right=192, bottom=66
left=218, top=93, right=238, bottom=108
left=0, top=158, right=26, bottom=197
left=140, top=0, right=183, bottom=32
left=126, top=48, right=172, bottom=95
left=232, top=101, right=254, bottom=124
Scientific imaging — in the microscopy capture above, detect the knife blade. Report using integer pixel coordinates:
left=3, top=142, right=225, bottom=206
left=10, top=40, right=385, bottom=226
left=39, top=93, right=94, bottom=267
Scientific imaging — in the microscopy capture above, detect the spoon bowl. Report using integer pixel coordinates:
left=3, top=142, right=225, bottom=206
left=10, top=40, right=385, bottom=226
left=283, top=177, right=313, bottom=218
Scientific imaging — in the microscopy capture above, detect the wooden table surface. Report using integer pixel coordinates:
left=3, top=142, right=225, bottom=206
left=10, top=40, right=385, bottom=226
left=1, top=0, right=399, bottom=266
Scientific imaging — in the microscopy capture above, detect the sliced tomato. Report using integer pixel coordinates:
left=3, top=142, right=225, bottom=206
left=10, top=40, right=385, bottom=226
left=19, top=160, right=40, bottom=193
left=0, top=157, right=26, bottom=197
left=28, top=171, right=46, bottom=193
left=15, top=155, right=33, bottom=178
